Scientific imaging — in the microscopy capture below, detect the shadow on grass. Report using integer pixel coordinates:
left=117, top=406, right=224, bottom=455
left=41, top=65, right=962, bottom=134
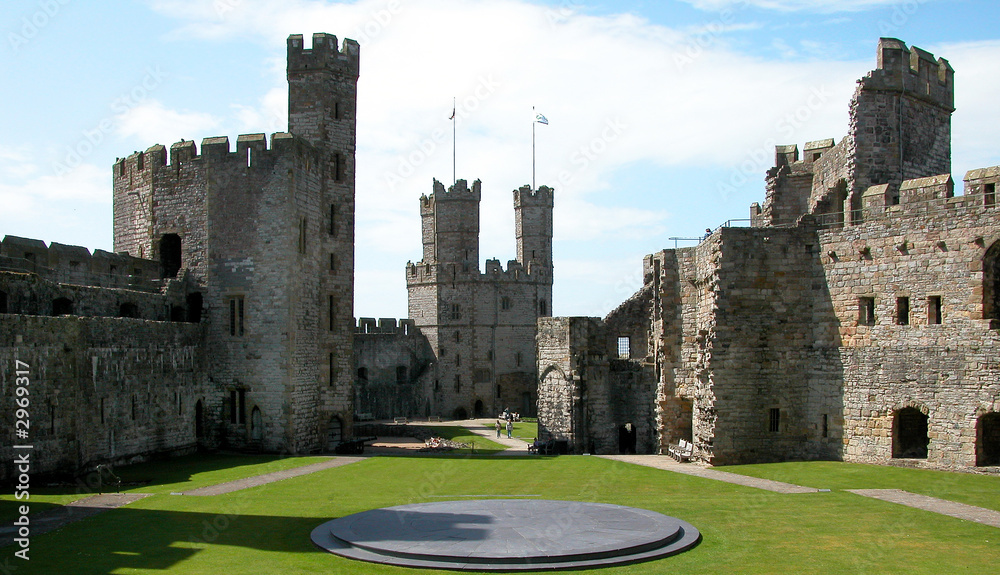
left=28, top=506, right=334, bottom=574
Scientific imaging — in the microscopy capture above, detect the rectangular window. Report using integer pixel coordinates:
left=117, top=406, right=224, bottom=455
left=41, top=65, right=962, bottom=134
left=928, top=296, right=942, bottom=325
left=768, top=408, right=780, bottom=433
left=396, top=366, right=408, bottom=384
left=822, top=414, right=829, bottom=438
left=896, top=297, right=910, bottom=325
left=501, top=296, right=512, bottom=311
left=858, top=297, right=875, bottom=326
left=329, top=295, right=337, bottom=331
left=329, top=353, right=335, bottom=386
left=330, top=253, right=337, bottom=272
left=454, top=374, right=460, bottom=392
left=230, top=390, right=246, bottom=425
left=515, top=351, right=523, bottom=368
left=298, top=217, right=307, bottom=254
left=329, top=204, right=337, bottom=236
left=450, top=303, right=461, bottom=320
left=985, top=182, right=996, bottom=207
left=100, top=398, right=105, bottom=425
left=228, top=296, right=245, bottom=337
left=539, top=299, right=548, bottom=316
left=334, top=153, right=344, bottom=182
left=617, top=336, right=631, bottom=359
left=474, top=368, right=492, bottom=383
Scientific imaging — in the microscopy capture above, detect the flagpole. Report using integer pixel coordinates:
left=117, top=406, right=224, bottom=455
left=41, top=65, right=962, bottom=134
left=532, top=106, right=536, bottom=191
left=452, top=96, right=457, bottom=186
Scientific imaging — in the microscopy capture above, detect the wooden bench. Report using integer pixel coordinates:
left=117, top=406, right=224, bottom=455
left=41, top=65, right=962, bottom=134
left=355, top=413, right=373, bottom=422
left=668, top=439, right=693, bottom=462
left=393, top=417, right=408, bottom=425
left=427, top=415, right=441, bottom=422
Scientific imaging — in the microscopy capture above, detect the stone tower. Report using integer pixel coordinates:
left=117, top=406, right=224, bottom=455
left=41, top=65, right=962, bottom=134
left=112, top=33, right=359, bottom=453
left=406, top=180, right=553, bottom=419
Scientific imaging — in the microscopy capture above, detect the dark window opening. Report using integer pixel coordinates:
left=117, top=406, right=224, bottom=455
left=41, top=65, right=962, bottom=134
left=330, top=253, right=336, bottom=272
left=118, top=302, right=139, bottom=318
left=454, top=330, right=461, bottom=342
left=768, top=408, right=780, bottom=433
left=328, top=204, right=338, bottom=236
left=984, top=242, right=1000, bottom=324
left=159, top=233, right=182, bottom=279
left=328, top=416, right=343, bottom=445
left=896, top=297, right=910, bottom=325
left=396, top=366, right=408, bottom=384
left=52, top=297, right=73, bottom=316
left=976, top=412, right=1000, bottom=466
left=298, top=217, right=308, bottom=254
left=329, top=295, right=337, bottom=331
left=453, top=406, right=468, bottom=420
left=515, top=352, right=523, bottom=368
left=170, top=306, right=185, bottom=322
left=250, top=407, right=263, bottom=441
left=357, top=367, right=368, bottom=382
left=539, top=299, right=548, bottom=316
left=893, top=407, right=929, bottom=458
left=131, top=395, right=136, bottom=421
left=501, top=296, right=512, bottom=310
left=230, top=389, right=246, bottom=425
left=617, top=336, right=631, bottom=359
left=0, top=291, right=7, bottom=314
left=618, top=423, right=637, bottom=454
left=334, top=153, right=344, bottom=182
left=474, top=400, right=484, bottom=418
left=137, top=153, right=144, bottom=171
left=454, top=374, right=460, bottom=392
left=195, top=400, right=204, bottom=439
left=822, top=413, right=829, bottom=438
left=858, top=297, right=875, bottom=326
left=928, top=296, right=942, bottom=325
left=228, top=296, right=245, bottom=336
left=496, top=384, right=502, bottom=398
left=186, top=292, right=203, bottom=323
left=329, top=353, right=335, bottom=386
left=334, top=101, right=341, bottom=120
left=49, top=403, right=55, bottom=435
left=450, top=303, right=461, bottom=320
left=455, top=354, right=461, bottom=367
left=985, top=183, right=996, bottom=207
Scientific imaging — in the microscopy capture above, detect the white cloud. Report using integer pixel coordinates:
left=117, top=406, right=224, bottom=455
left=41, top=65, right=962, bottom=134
left=115, top=99, right=221, bottom=147
left=677, top=0, right=919, bottom=13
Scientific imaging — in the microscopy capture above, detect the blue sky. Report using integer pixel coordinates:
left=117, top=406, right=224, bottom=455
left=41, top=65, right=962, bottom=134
left=2, top=0, right=999, bottom=318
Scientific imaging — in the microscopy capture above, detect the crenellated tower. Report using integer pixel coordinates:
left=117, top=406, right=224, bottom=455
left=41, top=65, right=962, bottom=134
left=406, top=180, right=554, bottom=420
left=111, top=33, right=359, bottom=455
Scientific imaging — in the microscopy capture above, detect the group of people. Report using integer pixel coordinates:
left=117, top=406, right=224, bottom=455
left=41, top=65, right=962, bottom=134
left=495, top=408, right=519, bottom=439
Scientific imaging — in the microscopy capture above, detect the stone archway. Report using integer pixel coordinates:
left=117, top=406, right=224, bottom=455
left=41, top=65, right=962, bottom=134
left=976, top=412, right=1000, bottom=466
left=892, top=407, right=929, bottom=459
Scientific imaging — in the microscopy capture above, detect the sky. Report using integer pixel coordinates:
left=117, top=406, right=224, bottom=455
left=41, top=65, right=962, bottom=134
left=2, top=0, right=999, bottom=319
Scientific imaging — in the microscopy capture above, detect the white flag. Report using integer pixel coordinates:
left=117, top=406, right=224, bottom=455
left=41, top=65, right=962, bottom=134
left=535, top=113, right=548, bottom=125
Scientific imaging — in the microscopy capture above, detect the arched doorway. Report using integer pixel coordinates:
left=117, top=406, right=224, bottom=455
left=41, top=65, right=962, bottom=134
left=983, top=242, right=1000, bottom=323
left=250, top=407, right=263, bottom=441
left=976, top=412, right=1000, bottom=466
left=618, top=423, right=637, bottom=454
left=160, top=234, right=182, bottom=278
left=453, top=407, right=468, bottom=420
left=195, top=400, right=204, bottom=439
left=893, top=407, right=929, bottom=459
left=328, top=415, right=343, bottom=447
left=473, top=400, right=484, bottom=418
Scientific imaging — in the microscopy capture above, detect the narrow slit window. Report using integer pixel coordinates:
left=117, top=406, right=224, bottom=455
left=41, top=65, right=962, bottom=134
left=928, top=296, right=942, bottom=325
left=329, top=204, right=337, bottom=236
left=329, top=295, right=337, bottom=331
left=298, top=217, right=307, bottom=254
left=227, top=296, right=245, bottom=337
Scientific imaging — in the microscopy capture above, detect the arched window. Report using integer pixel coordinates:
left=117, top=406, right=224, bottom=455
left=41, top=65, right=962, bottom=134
left=893, top=407, right=929, bottom=459
left=983, top=242, right=1000, bottom=325
left=250, top=407, right=263, bottom=441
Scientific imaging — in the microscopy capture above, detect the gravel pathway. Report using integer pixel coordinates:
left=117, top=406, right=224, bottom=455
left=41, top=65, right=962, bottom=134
left=847, top=489, right=1000, bottom=528
left=0, top=493, right=150, bottom=547
left=598, top=454, right=820, bottom=493
left=182, top=456, right=365, bottom=496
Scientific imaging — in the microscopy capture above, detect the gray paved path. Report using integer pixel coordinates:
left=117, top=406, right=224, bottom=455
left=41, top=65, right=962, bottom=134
left=182, top=456, right=365, bottom=495
left=848, top=489, right=1000, bottom=528
left=0, top=493, right=150, bottom=547
left=409, top=418, right=534, bottom=455
left=598, top=454, right=820, bottom=493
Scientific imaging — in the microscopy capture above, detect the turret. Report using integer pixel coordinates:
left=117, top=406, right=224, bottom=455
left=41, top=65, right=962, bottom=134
left=514, top=185, right=554, bottom=270
left=419, top=179, right=481, bottom=269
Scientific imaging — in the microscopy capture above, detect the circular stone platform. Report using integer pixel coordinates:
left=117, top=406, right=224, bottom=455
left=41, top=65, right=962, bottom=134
left=310, top=499, right=700, bottom=571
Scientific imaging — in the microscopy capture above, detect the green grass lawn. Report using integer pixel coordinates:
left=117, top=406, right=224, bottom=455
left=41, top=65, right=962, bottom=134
left=8, top=455, right=1000, bottom=574
left=425, top=425, right=509, bottom=454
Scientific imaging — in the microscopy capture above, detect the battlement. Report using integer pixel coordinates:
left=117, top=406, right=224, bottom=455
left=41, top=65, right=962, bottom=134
left=860, top=38, right=954, bottom=111
left=0, top=235, right=161, bottom=291
left=422, top=178, right=482, bottom=203
left=513, top=184, right=555, bottom=207
left=115, top=132, right=320, bottom=175
left=356, top=317, right=417, bottom=335
left=287, top=33, right=360, bottom=77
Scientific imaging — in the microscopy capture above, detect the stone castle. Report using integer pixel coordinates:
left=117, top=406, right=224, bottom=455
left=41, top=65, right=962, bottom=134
left=536, top=38, right=1000, bottom=470
left=1, top=35, right=997, bottom=480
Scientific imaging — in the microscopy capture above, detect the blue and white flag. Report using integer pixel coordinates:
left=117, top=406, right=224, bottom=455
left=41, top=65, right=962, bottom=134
left=535, top=113, right=548, bottom=125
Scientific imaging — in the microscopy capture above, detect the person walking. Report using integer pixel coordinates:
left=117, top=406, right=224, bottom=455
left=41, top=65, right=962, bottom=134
left=495, top=420, right=501, bottom=438
left=506, top=420, right=513, bottom=439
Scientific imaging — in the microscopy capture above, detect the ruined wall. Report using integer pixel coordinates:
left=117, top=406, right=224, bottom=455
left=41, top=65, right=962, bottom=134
left=354, top=318, right=434, bottom=420
left=819, top=173, right=1000, bottom=468
left=0, top=315, right=205, bottom=480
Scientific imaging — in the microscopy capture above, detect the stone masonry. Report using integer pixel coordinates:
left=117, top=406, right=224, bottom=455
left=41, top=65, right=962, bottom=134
left=537, top=38, right=1000, bottom=471
left=405, top=180, right=553, bottom=420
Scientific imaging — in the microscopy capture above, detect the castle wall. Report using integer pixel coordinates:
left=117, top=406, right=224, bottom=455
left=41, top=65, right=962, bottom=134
left=354, top=318, right=435, bottom=420
left=0, top=315, right=205, bottom=480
